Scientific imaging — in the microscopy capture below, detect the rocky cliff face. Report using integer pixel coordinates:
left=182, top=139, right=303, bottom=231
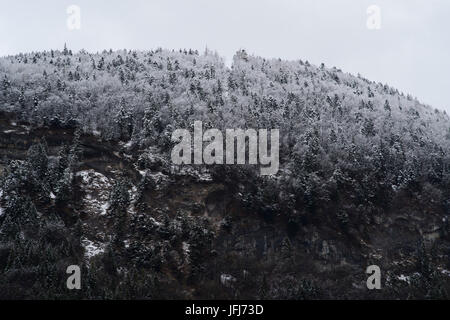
left=2, top=48, right=450, bottom=299
left=1, top=110, right=449, bottom=299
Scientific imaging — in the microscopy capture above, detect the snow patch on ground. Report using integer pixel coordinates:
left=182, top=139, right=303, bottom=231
left=128, top=185, right=138, bottom=215
left=76, top=169, right=112, bottom=216
left=220, top=274, right=236, bottom=287
left=182, top=241, right=190, bottom=254
left=147, top=171, right=169, bottom=184
left=397, top=274, right=410, bottom=283
left=173, top=166, right=213, bottom=182
left=100, top=202, right=109, bottom=216
left=182, top=241, right=190, bottom=263
left=82, top=238, right=105, bottom=260
left=149, top=217, right=162, bottom=227
left=397, top=272, right=422, bottom=284
left=197, top=172, right=213, bottom=182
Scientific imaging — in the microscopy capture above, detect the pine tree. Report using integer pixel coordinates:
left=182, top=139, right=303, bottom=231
left=114, top=99, right=133, bottom=140
left=26, top=143, right=48, bottom=179
left=33, top=94, right=39, bottom=109
left=109, top=177, right=130, bottom=214
left=384, top=99, right=391, bottom=113
left=97, top=57, right=105, bottom=70
left=55, top=167, right=73, bottom=204
left=18, top=87, right=26, bottom=108
left=109, top=177, right=130, bottom=247
left=2, top=75, right=10, bottom=96
left=258, top=274, right=269, bottom=299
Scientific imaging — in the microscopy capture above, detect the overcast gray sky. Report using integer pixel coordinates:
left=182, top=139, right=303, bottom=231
left=0, top=0, right=448, bottom=111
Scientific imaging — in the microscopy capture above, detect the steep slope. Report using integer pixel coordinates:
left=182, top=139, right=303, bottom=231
left=0, top=48, right=449, bottom=299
